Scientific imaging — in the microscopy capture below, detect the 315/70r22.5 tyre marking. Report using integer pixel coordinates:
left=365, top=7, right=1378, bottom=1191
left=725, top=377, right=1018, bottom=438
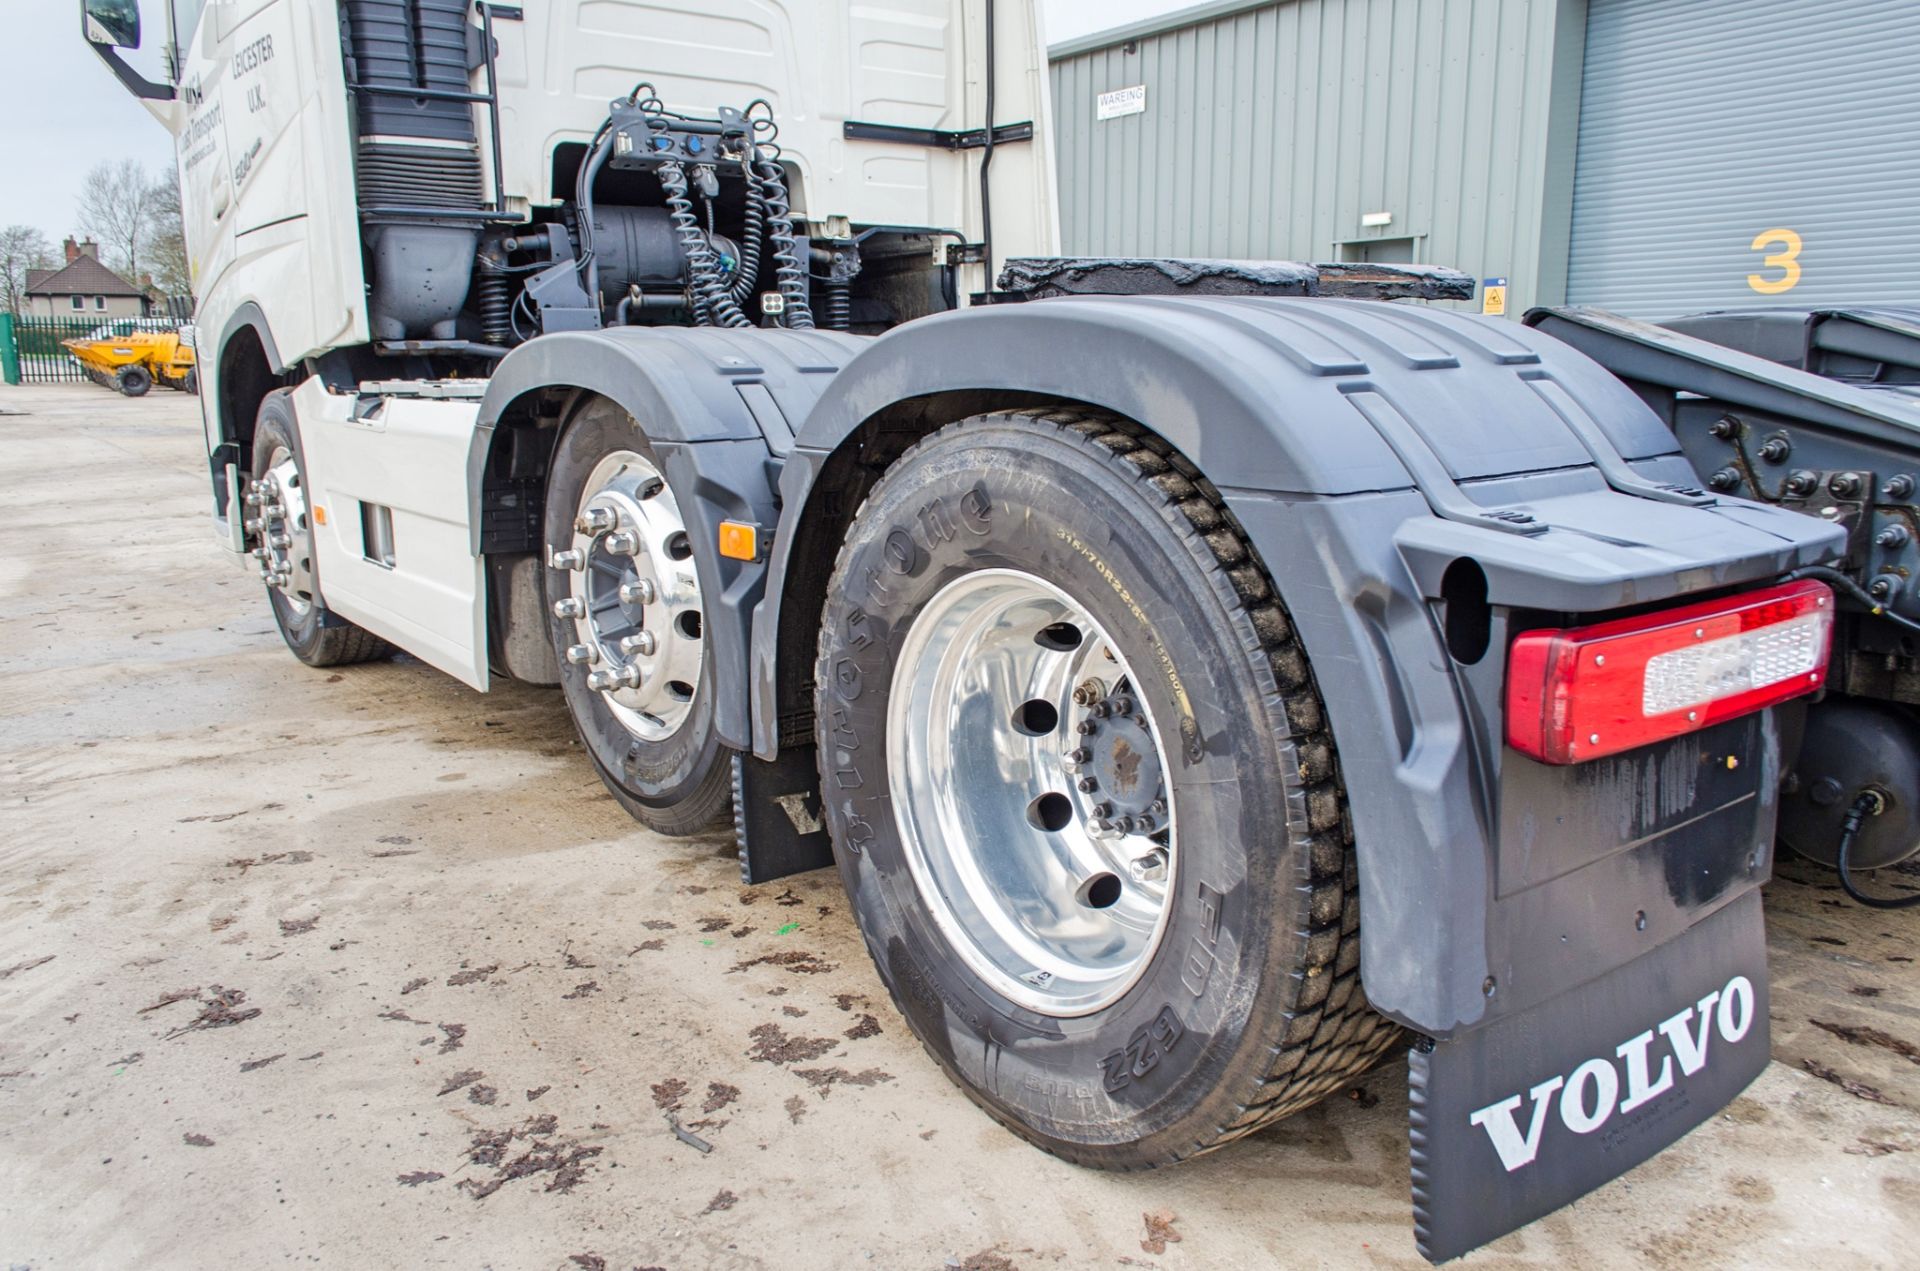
left=815, top=407, right=1401, bottom=1168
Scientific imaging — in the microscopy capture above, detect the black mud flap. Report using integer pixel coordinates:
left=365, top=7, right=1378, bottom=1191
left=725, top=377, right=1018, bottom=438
left=732, top=749, right=836, bottom=884
left=1409, top=890, right=1769, bottom=1263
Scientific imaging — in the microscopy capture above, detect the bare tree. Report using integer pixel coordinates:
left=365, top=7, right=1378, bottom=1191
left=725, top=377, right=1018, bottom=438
left=76, top=159, right=155, bottom=280
left=145, top=166, right=192, bottom=298
left=0, top=224, right=55, bottom=316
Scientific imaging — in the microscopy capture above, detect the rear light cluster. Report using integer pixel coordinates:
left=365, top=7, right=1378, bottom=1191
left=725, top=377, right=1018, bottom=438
left=1506, top=579, right=1833, bottom=764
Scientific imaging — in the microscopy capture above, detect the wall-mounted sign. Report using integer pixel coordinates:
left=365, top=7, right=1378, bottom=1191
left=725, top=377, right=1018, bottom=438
left=1096, top=85, right=1147, bottom=120
left=1482, top=278, right=1508, bottom=316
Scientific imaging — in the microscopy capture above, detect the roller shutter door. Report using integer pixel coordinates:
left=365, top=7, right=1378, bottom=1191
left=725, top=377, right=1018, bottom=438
left=1568, top=0, right=1920, bottom=317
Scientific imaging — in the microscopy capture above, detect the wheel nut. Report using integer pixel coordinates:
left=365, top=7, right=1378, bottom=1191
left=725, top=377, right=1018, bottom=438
left=551, top=549, right=584, bottom=570
left=1112, top=696, right=1134, bottom=716
left=565, top=643, right=599, bottom=666
left=1093, top=801, right=1113, bottom=819
left=1072, top=680, right=1104, bottom=706
left=606, top=530, right=639, bottom=555
left=1077, top=777, right=1098, bottom=793
left=269, top=533, right=290, bottom=549
left=1076, top=720, right=1098, bottom=736
left=587, top=669, right=618, bottom=692
left=552, top=597, right=584, bottom=618
left=1128, top=849, right=1169, bottom=884
left=1147, top=799, right=1168, bottom=818
left=576, top=506, right=616, bottom=533
left=621, top=631, right=658, bottom=656
left=619, top=579, right=656, bottom=605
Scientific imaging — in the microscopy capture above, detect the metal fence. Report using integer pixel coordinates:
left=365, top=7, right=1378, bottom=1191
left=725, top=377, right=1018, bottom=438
left=1, top=313, right=185, bottom=386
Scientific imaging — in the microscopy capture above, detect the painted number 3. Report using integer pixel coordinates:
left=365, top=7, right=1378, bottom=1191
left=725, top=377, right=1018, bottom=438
left=1748, top=228, right=1802, bottom=295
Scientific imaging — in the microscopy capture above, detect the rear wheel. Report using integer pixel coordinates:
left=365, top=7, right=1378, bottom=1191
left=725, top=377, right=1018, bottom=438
left=816, top=408, right=1399, bottom=1166
left=542, top=399, right=732, bottom=835
left=117, top=365, right=151, bottom=397
left=247, top=391, right=390, bottom=667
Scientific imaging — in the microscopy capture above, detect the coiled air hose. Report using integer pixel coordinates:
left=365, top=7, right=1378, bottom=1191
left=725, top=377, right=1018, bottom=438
left=658, top=161, right=749, bottom=328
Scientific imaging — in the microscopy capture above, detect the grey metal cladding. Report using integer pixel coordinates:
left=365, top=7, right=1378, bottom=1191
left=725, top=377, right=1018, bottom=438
left=1047, top=0, right=1573, bottom=311
left=1569, top=0, right=1920, bottom=315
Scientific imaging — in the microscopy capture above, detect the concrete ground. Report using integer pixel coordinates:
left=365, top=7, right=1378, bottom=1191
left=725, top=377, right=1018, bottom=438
left=1, top=381, right=1917, bottom=1271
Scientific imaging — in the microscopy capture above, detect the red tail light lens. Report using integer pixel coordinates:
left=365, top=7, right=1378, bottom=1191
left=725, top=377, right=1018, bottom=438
left=1506, top=579, right=1833, bottom=764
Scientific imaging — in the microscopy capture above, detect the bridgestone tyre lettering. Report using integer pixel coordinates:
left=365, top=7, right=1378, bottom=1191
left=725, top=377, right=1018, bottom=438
left=251, top=391, right=390, bottom=667
left=542, top=399, right=732, bottom=836
left=816, top=408, right=1401, bottom=1166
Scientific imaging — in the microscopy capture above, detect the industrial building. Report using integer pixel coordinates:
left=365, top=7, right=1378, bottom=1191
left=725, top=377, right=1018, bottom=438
left=1045, top=0, right=1920, bottom=316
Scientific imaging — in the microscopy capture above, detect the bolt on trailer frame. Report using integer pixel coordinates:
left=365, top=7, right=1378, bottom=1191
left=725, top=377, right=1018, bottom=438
left=76, top=0, right=1884, bottom=1259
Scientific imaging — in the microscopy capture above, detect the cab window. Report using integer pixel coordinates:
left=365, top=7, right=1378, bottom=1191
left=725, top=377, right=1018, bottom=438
left=171, top=0, right=208, bottom=47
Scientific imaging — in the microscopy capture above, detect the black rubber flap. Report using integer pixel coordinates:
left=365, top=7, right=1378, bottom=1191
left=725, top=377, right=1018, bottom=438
left=1408, top=889, right=1769, bottom=1263
left=731, top=750, right=835, bottom=885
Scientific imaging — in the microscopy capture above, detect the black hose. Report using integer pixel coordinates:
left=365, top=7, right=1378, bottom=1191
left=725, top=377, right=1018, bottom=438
left=1785, top=565, right=1920, bottom=637
left=728, top=153, right=766, bottom=309
left=753, top=147, right=812, bottom=328
left=658, top=162, right=749, bottom=328
left=978, top=0, right=996, bottom=290
left=1835, top=791, right=1920, bottom=909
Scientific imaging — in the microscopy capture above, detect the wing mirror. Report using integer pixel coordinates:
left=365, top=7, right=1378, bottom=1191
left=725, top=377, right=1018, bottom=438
left=79, top=0, right=173, bottom=101
left=82, top=0, right=142, bottom=49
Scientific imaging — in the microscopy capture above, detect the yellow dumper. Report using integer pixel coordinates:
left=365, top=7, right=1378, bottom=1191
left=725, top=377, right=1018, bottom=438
left=62, top=324, right=197, bottom=397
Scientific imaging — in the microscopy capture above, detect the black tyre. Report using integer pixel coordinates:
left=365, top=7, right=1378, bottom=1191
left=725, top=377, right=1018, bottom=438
left=249, top=391, right=391, bottom=667
left=183, top=368, right=199, bottom=395
left=816, top=407, right=1399, bottom=1167
left=542, top=398, right=733, bottom=835
left=117, top=365, right=152, bottom=397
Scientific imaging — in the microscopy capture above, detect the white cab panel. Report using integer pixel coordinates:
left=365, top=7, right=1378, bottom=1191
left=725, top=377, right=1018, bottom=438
left=291, top=378, right=488, bottom=689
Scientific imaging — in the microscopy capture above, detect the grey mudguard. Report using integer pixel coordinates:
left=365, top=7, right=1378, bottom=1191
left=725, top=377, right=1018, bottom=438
left=759, top=296, right=1844, bottom=1035
left=471, top=325, right=866, bottom=750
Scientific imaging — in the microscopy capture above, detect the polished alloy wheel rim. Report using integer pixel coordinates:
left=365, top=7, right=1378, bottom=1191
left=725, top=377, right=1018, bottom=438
left=246, top=446, right=315, bottom=614
left=887, top=568, right=1176, bottom=1017
left=554, top=450, right=704, bottom=742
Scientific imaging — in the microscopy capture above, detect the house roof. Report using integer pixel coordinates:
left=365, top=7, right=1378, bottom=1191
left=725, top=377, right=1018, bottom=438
left=25, top=255, right=145, bottom=298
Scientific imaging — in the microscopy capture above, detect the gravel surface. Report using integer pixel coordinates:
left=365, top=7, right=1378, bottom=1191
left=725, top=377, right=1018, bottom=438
left=2, top=382, right=1917, bottom=1269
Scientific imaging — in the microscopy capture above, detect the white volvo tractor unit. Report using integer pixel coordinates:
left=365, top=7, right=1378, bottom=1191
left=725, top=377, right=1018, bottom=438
left=83, top=0, right=1917, bottom=1259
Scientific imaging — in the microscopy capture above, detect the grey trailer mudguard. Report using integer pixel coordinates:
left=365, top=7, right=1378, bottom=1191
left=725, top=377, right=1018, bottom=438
left=757, top=296, right=1844, bottom=1035
left=472, top=325, right=867, bottom=750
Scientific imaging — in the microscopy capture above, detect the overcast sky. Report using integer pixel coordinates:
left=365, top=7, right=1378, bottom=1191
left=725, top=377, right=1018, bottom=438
left=0, top=5, right=175, bottom=248
left=0, top=0, right=1188, bottom=251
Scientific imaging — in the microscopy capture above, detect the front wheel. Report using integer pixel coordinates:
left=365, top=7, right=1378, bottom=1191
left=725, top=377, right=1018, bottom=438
left=542, top=399, right=733, bottom=835
left=816, top=408, right=1399, bottom=1167
left=248, top=391, right=390, bottom=667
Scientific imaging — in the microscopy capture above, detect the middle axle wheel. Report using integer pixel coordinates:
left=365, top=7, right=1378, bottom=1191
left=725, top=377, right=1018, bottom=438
left=553, top=448, right=704, bottom=741
left=543, top=401, right=732, bottom=834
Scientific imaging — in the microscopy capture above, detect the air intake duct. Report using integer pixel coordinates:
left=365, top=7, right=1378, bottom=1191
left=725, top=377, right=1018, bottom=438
left=341, top=0, right=485, bottom=340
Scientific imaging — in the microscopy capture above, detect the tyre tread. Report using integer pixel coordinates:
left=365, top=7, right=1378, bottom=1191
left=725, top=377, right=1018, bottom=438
left=822, top=405, right=1402, bottom=1171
